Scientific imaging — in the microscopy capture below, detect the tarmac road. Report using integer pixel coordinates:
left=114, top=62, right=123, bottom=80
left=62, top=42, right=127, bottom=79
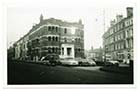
left=8, top=61, right=133, bottom=84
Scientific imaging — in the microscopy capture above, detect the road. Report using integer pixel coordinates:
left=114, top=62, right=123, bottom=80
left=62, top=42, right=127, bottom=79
left=8, top=61, right=133, bottom=84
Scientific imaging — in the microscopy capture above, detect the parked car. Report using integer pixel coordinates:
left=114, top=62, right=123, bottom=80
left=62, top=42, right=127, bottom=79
left=78, top=59, right=88, bottom=66
left=60, top=58, right=78, bottom=66
left=40, top=57, right=51, bottom=65
left=79, top=61, right=89, bottom=66
left=104, top=60, right=119, bottom=67
left=95, top=61, right=105, bottom=66
left=40, top=54, right=60, bottom=66
left=87, top=60, right=96, bottom=66
left=37, top=60, right=50, bottom=65
left=78, top=58, right=96, bottom=66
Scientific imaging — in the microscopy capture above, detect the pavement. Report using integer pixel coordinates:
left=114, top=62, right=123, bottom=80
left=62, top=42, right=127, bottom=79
left=73, top=66, right=102, bottom=71
left=8, top=61, right=133, bottom=84
left=119, top=63, right=129, bottom=67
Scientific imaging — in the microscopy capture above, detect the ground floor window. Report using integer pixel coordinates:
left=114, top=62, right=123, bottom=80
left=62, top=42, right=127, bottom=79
left=62, top=48, right=64, bottom=55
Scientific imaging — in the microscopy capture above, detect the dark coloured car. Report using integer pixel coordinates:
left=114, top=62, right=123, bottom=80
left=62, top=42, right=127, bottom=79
left=78, top=58, right=96, bottom=66
left=95, top=61, right=105, bottom=66
left=40, top=57, right=51, bottom=65
left=41, top=54, right=60, bottom=66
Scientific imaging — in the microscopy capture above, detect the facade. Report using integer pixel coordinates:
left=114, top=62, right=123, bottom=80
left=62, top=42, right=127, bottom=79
left=103, top=7, right=133, bottom=63
left=14, top=15, right=84, bottom=61
left=14, top=34, right=29, bottom=60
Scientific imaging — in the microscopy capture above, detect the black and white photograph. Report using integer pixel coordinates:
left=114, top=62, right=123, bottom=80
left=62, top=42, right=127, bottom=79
left=0, top=0, right=140, bottom=90
left=7, top=6, right=134, bottom=84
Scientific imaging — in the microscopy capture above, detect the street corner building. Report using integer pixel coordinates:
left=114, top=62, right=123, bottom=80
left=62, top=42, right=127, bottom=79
left=102, top=7, right=133, bottom=64
left=12, top=14, right=85, bottom=61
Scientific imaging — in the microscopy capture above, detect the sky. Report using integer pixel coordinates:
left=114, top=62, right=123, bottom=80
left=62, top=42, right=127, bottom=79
left=7, top=6, right=128, bottom=50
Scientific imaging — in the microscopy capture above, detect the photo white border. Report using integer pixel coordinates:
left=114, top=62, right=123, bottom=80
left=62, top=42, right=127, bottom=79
left=0, top=0, right=139, bottom=90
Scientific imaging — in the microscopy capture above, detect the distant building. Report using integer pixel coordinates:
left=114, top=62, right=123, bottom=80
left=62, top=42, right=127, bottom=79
left=86, top=47, right=103, bottom=61
left=13, top=15, right=84, bottom=61
left=102, top=7, right=133, bottom=63
left=7, top=46, right=15, bottom=61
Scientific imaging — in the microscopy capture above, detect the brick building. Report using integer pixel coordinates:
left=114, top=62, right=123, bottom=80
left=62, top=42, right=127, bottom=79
left=13, top=14, right=84, bottom=61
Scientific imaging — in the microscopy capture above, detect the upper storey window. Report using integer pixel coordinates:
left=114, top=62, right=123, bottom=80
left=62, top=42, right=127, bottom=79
left=48, top=26, right=51, bottom=31
left=71, top=27, right=76, bottom=35
left=64, top=28, right=67, bottom=34
left=56, top=27, right=58, bottom=32
left=48, top=26, right=59, bottom=33
left=52, top=26, right=55, bottom=30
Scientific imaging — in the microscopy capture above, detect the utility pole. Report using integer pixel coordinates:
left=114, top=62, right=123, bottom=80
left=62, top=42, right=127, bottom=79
left=103, top=8, right=106, bottom=62
left=103, top=8, right=105, bottom=33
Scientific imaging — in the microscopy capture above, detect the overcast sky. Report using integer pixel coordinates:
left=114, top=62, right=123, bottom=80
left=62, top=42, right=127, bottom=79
left=7, top=6, right=128, bottom=50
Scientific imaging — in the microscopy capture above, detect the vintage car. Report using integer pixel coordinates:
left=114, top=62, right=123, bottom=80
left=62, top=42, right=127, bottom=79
left=60, top=58, right=78, bottom=66
left=104, top=60, right=119, bottom=67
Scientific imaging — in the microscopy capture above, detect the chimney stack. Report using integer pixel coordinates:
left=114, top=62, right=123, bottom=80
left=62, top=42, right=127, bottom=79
left=40, top=14, right=43, bottom=22
left=126, top=7, right=133, bottom=17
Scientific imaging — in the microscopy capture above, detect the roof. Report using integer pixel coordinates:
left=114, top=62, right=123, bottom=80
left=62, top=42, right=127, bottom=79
left=13, top=17, right=84, bottom=46
left=29, top=18, right=84, bottom=33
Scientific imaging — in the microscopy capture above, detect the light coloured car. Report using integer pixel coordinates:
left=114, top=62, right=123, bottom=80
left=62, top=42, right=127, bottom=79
left=60, top=58, right=78, bottom=66
left=77, top=58, right=96, bottom=66
left=77, top=59, right=88, bottom=66
left=88, top=61, right=96, bottom=66
left=105, top=60, right=119, bottom=67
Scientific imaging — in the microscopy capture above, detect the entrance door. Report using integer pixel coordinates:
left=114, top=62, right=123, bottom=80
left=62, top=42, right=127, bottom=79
left=60, top=44, right=75, bottom=59
left=67, top=48, right=72, bottom=56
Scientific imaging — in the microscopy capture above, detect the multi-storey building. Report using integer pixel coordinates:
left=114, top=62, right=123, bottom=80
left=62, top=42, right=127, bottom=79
left=13, top=14, right=84, bottom=61
left=103, top=7, right=133, bottom=63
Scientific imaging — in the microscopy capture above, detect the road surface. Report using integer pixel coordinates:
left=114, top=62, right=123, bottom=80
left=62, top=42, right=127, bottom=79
left=8, top=61, right=133, bottom=84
